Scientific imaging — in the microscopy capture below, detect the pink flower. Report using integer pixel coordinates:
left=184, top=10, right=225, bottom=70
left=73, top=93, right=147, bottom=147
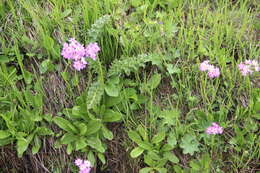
left=61, top=38, right=85, bottom=60
left=238, top=60, right=259, bottom=76
left=206, top=122, right=223, bottom=135
left=85, top=42, right=100, bottom=60
left=75, top=158, right=92, bottom=173
left=208, top=67, right=220, bottom=78
left=75, top=159, right=83, bottom=166
left=73, top=60, right=86, bottom=71
left=199, top=60, right=210, bottom=71
left=199, top=60, right=220, bottom=78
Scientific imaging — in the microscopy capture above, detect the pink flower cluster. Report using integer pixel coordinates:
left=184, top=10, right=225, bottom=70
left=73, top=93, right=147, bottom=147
left=199, top=60, right=220, bottom=78
left=61, top=38, right=100, bottom=71
left=75, top=158, right=92, bottom=173
left=205, top=122, right=223, bottom=135
left=238, top=60, right=259, bottom=76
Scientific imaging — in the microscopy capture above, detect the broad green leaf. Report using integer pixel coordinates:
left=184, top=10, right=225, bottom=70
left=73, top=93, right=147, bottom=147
left=87, top=137, right=105, bottom=153
left=75, top=138, right=87, bottom=150
left=0, top=130, right=11, bottom=139
left=66, top=143, right=73, bottom=154
left=103, top=109, right=122, bottom=122
left=155, top=168, right=167, bottom=173
left=97, top=153, right=106, bottom=164
left=159, top=109, right=180, bottom=126
left=32, top=136, right=41, bottom=154
left=167, top=133, right=177, bottom=147
left=105, top=83, right=120, bottom=97
left=137, top=125, right=148, bottom=141
left=60, top=133, right=78, bottom=144
left=164, top=152, right=179, bottom=163
left=86, top=82, right=104, bottom=110
left=88, top=151, right=96, bottom=166
left=53, top=117, right=78, bottom=133
left=161, top=144, right=174, bottom=151
left=128, top=130, right=142, bottom=143
left=151, top=131, right=165, bottom=144
left=180, top=134, right=199, bottom=155
left=102, top=126, right=113, bottom=140
left=78, top=123, right=87, bottom=135
left=137, top=141, right=153, bottom=150
left=17, top=135, right=33, bottom=157
left=147, top=73, right=161, bottom=90
left=85, top=120, right=102, bottom=135
left=130, top=147, right=144, bottom=158
left=36, top=127, right=54, bottom=136
left=139, top=167, right=154, bottom=173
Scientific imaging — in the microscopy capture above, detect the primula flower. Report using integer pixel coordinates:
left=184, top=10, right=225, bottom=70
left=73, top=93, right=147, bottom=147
left=74, top=159, right=92, bottom=173
left=206, top=122, right=223, bottom=135
left=61, top=38, right=100, bottom=71
left=207, top=67, right=220, bottom=78
left=199, top=60, right=210, bottom=71
left=238, top=59, right=259, bottom=76
left=85, top=42, right=101, bottom=60
left=199, top=60, right=220, bottom=78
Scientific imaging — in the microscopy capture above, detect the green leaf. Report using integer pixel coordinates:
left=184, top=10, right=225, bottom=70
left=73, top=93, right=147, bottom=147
left=128, top=130, right=142, bottom=143
left=147, top=73, right=161, bottom=90
left=98, top=153, right=106, bottom=164
left=32, top=136, right=41, bottom=154
left=87, top=137, right=105, bottom=153
left=36, top=127, right=54, bottom=136
left=103, top=109, right=122, bottom=122
left=0, top=130, right=11, bottom=139
left=180, top=134, right=199, bottom=155
left=17, top=135, right=33, bottom=157
left=155, top=168, right=167, bottom=173
left=88, top=151, right=96, bottom=166
left=164, top=152, right=179, bottom=163
left=75, top=138, right=87, bottom=150
left=53, top=117, right=78, bottom=133
left=151, top=131, right=165, bottom=144
left=130, top=147, right=144, bottom=158
left=102, top=126, right=113, bottom=140
left=159, top=109, right=180, bottom=126
left=66, top=143, right=73, bottom=154
left=137, top=125, right=148, bottom=141
left=60, top=133, right=78, bottom=144
left=105, top=83, right=120, bottom=97
left=86, top=82, right=104, bottom=110
left=167, top=133, right=177, bottom=147
left=78, top=123, right=88, bottom=135
left=139, top=167, right=154, bottom=173
left=166, top=64, right=181, bottom=74
left=137, top=141, right=153, bottom=150
left=85, top=120, right=102, bottom=135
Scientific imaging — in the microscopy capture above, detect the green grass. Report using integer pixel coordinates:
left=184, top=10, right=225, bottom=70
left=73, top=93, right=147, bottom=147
left=0, top=0, right=259, bottom=172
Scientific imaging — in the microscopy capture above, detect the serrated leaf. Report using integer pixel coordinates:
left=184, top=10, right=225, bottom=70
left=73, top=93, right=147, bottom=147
left=87, top=82, right=104, bottom=110
left=66, top=143, right=73, bottom=154
left=180, top=134, right=199, bottom=155
left=130, top=147, right=144, bottom=158
left=167, top=133, right=177, bottom=147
